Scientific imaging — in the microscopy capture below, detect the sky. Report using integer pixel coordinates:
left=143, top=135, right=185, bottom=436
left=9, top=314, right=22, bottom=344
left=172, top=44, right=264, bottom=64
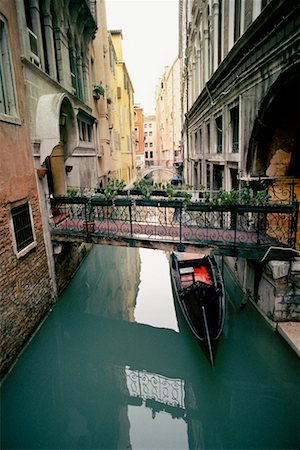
left=105, top=0, right=179, bottom=115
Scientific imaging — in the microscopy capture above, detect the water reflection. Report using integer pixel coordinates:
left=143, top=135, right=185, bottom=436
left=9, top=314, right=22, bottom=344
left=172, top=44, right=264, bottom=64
left=134, top=248, right=179, bottom=331
left=1, top=245, right=299, bottom=449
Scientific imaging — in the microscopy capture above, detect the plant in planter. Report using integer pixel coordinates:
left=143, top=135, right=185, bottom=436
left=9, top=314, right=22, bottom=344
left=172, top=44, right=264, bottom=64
left=182, top=188, right=192, bottom=205
left=93, top=83, right=105, bottom=99
left=103, top=178, right=125, bottom=201
left=133, top=179, right=153, bottom=199
left=67, top=186, right=79, bottom=197
left=36, top=166, right=48, bottom=178
left=166, top=182, right=175, bottom=199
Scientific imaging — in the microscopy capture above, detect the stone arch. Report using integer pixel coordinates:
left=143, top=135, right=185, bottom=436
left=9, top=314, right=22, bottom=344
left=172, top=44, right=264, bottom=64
left=247, top=63, right=300, bottom=177
left=36, top=93, right=76, bottom=194
left=36, top=93, right=76, bottom=164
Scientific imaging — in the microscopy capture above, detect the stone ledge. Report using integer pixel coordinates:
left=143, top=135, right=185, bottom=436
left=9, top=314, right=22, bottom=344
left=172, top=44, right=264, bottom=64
left=277, top=322, right=300, bottom=358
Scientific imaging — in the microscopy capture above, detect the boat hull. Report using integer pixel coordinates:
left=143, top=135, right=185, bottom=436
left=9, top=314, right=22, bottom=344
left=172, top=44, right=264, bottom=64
left=170, top=251, right=225, bottom=365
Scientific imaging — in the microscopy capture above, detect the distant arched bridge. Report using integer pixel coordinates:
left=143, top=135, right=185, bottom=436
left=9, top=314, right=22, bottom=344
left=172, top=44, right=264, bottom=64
left=138, top=165, right=177, bottom=180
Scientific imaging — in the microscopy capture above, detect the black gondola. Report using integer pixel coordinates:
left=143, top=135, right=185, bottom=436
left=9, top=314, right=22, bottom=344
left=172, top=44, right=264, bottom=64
left=170, top=251, right=225, bottom=366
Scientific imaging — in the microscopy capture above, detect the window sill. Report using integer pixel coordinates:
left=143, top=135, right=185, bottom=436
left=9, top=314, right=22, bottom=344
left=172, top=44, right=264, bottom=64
left=0, top=113, right=22, bottom=126
left=15, top=241, right=37, bottom=259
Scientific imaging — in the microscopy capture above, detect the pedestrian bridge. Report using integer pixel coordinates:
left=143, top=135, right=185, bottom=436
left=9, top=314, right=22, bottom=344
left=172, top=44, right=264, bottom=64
left=138, top=165, right=176, bottom=179
left=49, top=193, right=298, bottom=261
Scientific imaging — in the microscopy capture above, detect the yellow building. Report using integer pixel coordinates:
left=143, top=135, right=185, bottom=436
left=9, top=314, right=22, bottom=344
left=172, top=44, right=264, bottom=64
left=110, top=30, right=136, bottom=186
left=89, top=9, right=136, bottom=187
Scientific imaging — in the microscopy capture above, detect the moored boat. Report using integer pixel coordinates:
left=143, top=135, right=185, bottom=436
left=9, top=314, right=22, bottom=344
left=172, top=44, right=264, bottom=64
left=170, top=251, right=225, bottom=366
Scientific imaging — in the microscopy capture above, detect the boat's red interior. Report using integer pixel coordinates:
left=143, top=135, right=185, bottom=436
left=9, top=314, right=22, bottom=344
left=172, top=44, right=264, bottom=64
left=180, top=265, right=211, bottom=288
left=194, top=266, right=210, bottom=283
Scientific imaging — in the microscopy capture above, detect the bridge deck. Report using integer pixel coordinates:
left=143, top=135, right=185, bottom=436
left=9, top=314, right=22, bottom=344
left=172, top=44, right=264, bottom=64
left=49, top=195, right=298, bottom=260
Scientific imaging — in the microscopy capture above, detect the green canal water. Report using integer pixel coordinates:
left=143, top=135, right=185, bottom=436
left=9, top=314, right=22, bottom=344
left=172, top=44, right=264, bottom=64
left=1, top=245, right=299, bottom=449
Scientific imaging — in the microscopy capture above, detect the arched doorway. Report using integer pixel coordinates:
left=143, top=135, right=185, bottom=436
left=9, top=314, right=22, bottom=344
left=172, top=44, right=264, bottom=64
left=247, top=64, right=300, bottom=249
left=247, top=64, right=300, bottom=178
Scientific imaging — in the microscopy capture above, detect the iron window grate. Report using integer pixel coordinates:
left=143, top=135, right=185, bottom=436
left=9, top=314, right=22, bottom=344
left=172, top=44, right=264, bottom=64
left=12, top=203, right=34, bottom=252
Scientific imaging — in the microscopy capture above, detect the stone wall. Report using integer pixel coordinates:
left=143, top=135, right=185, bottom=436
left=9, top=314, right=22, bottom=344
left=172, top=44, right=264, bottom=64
left=258, top=260, right=300, bottom=322
left=225, top=256, right=300, bottom=322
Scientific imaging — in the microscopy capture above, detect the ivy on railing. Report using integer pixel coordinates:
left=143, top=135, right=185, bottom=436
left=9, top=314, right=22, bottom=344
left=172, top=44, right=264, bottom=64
left=64, top=179, right=286, bottom=207
left=207, top=188, right=270, bottom=206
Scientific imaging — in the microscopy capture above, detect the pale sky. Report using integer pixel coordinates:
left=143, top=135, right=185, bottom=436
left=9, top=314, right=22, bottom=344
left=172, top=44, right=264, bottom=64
left=105, top=0, right=179, bottom=115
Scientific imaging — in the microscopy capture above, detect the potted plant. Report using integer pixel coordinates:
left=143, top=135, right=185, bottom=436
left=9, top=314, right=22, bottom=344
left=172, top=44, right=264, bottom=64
left=93, top=83, right=105, bottom=99
left=36, top=166, right=48, bottom=178
left=103, top=178, right=126, bottom=201
left=83, top=197, right=95, bottom=233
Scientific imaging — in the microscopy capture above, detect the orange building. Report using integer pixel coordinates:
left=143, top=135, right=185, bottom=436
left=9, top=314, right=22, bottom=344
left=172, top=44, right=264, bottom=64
left=134, top=106, right=145, bottom=172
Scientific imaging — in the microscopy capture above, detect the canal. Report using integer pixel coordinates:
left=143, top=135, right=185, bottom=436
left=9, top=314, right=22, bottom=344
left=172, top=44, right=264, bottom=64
left=1, top=245, right=299, bottom=449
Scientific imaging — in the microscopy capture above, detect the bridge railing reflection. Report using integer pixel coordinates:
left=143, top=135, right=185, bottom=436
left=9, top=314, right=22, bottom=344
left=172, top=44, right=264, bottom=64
left=124, top=367, right=186, bottom=419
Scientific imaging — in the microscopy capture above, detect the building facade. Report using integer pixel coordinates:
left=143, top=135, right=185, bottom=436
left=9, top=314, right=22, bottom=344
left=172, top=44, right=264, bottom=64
left=90, top=0, right=116, bottom=187
left=0, top=0, right=54, bottom=377
left=143, top=115, right=157, bottom=168
left=179, top=0, right=300, bottom=193
left=179, top=0, right=300, bottom=321
left=1, top=0, right=138, bottom=377
left=134, top=105, right=145, bottom=172
left=110, top=30, right=136, bottom=186
left=155, top=58, right=182, bottom=174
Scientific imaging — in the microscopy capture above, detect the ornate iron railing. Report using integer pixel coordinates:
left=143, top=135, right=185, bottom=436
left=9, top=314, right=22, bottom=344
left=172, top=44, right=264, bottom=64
left=49, top=195, right=298, bottom=253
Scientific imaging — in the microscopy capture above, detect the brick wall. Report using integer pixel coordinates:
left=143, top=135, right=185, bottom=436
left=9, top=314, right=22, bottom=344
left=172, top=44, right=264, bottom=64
left=0, top=193, right=54, bottom=379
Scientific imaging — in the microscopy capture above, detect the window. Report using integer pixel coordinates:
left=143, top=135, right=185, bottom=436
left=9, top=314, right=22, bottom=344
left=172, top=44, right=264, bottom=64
left=218, top=0, right=222, bottom=63
left=206, top=163, right=211, bottom=189
left=145, top=151, right=148, bottom=158
left=145, top=143, right=148, bottom=147
left=149, top=142, right=153, bottom=147
left=78, top=118, right=93, bottom=142
left=149, top=123, right=152, bottom=128
left=11, top=202, right=35, bottom=256
left=150, top=151, right=153, bottom=158
left=0, top=17, right=17, bottom=118
left=215, top=116, right=223, bottom=153
left=206, top=122, right=210, bottom=153
left=230, top=105, right=239, bottom=153
left=149, top=131, right=152, bottom=136
left=144, top=131, right=147, bottom=137
left=213, top=165, right=223, bottom=190
left=234, top=0, right=241, bottom=42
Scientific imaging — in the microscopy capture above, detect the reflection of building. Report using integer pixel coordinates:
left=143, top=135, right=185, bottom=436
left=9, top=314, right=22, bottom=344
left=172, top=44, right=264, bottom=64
left=155, top=58, right=182, bottom=173
left=143, top=115, right=157, bottom=167
left=0, top=0, right=53, bottom=377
